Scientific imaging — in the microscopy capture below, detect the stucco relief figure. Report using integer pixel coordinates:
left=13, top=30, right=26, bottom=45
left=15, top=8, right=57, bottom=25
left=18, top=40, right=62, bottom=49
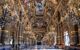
left=53, top=32, right=57, bottom=46
left=35, top=0, right=45, bottom=15
left=64, top=31, right=70, bottom=46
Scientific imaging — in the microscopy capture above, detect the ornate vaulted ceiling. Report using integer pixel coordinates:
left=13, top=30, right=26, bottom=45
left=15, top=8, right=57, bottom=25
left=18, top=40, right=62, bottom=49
left=0, top=0, right=80, bottom=46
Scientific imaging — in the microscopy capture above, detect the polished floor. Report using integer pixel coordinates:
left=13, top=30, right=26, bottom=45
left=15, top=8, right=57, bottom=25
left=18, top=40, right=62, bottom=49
left=19, top=45, right=63, bottom=50
left=0, top=44, right=80, bottom=50
left=0, top=45, right=63, bottom=50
